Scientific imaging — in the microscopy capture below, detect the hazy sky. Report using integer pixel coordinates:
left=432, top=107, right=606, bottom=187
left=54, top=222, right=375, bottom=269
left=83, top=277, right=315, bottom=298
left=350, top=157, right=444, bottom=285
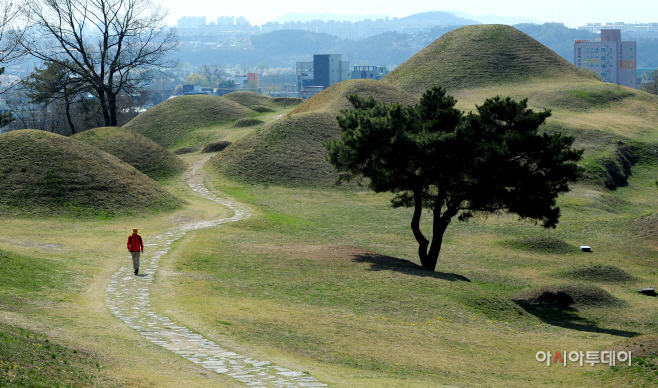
left=158, top=0, right=658, bottom=27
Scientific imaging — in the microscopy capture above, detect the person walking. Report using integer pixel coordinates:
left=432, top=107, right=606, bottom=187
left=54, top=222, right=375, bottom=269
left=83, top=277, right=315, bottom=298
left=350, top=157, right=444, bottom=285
left=127, top=228, right=144, bottom=275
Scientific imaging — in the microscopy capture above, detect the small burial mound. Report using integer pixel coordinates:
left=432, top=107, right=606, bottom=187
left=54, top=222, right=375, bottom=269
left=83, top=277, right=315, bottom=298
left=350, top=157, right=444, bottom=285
left=557, top=265, right=636, bottom=283
left=500, top=236, right=578, bottom=254
left=214, top=112, right=339, bottom=185
left=0, top=130, right=181, bottom=216
left=215, top=79, right=417, bottom=186
left=123, top=95, right=254, bottom=148
left=511, top=284, right=625, bottom=308
left=74, top=127, right=185, bottom=180
left=224, top=91, right=302, bottom=110
left=382, top=24, right=584, bottom=95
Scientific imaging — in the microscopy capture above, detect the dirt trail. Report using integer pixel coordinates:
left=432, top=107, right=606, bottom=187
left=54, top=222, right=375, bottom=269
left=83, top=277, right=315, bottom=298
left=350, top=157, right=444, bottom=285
left=105, top=154, right=327, bottom=387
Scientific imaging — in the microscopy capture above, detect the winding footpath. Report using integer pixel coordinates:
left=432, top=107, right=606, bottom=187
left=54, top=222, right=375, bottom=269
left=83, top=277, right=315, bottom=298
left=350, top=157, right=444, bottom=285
left=105, top=155, right=327, bottom=387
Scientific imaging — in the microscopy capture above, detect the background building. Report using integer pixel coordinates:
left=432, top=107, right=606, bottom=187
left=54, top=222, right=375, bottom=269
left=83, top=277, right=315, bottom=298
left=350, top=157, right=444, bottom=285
left=296, top=54, right=351, bottom=95
left=574, top=29, right=638, bottom=88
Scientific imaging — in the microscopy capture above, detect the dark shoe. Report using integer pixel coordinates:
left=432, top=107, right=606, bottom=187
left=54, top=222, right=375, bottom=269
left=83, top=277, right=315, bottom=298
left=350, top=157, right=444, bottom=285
left=134, top=269, right=138, bottom=275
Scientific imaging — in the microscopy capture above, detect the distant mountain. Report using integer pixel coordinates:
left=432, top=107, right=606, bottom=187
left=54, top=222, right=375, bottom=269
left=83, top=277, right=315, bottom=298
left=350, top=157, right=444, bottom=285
left=396, top=11, right=478, bottom=26
left=451, top=11, right=540, bottom=25
left=270, top=12, right=390, bottom=23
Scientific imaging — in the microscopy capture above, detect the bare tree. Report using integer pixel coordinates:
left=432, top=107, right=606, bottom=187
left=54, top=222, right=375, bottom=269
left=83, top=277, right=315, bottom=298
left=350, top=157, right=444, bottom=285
left=22, top=0, right=178, bottom=127
left=0, top=0, right=26, bottom=65
left=0, top=0, right=28, bottom=128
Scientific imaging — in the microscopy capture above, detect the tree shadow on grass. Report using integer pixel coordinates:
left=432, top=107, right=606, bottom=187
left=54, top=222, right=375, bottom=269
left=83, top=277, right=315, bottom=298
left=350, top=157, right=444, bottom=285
left=351, top=252, right=470, bottom=282
left=515, top=300, right=640, bottom=337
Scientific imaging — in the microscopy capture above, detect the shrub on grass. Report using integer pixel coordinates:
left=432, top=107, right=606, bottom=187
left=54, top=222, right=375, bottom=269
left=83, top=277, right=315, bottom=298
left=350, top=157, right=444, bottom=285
left=234, top=118, right=265, bottom=127
left=202, top=141, right=232, bottom=153
left=251, top=105, right=274, bottom=113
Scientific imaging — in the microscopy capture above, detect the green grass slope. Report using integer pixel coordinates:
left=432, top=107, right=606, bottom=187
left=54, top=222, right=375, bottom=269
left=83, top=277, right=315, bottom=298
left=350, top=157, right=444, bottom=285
left=123, top=95, right=255, bottom=148
left=214, top=79, right=418, bottom=186
left=0, top=130, right=181, bottom=216
left=74, top=127, right=185, bottom=180
left=382, top=24, right=584, bottom=94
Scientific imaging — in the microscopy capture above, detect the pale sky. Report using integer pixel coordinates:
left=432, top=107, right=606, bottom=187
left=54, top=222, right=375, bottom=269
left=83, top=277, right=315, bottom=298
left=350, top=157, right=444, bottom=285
left=158, top=0, right=658, bottom=28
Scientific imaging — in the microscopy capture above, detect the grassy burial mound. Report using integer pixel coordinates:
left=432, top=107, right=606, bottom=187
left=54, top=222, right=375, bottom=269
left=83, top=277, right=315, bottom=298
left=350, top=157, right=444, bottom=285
left=383, top=24, right=658, bottom=189
left=382, top=24, right=583, bottom=94
left=0, top=130, right=181, bottom=216
left=123, top=94, right=255, bottom=148
left=214, top=79, right=417, bottom=186
left=74, top=127, right=185, bottom=180
left=224, top=91, right=302, bottom=110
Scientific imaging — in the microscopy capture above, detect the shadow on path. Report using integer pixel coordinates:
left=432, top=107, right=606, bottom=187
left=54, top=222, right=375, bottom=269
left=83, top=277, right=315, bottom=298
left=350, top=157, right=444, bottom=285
left=351, top=252, right=470, bottom=282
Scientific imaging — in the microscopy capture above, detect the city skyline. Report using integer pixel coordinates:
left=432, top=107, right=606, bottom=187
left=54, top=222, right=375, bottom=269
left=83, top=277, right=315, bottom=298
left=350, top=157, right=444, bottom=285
left=158, top=0, right=658, bottom=28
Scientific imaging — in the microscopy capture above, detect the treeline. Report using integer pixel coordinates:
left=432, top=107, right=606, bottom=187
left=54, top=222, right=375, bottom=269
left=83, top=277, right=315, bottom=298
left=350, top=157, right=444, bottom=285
left=172, top=23, right=658, bottom=69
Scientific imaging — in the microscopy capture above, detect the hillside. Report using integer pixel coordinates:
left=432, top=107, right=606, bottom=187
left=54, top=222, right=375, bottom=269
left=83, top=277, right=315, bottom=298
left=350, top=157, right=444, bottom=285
left=123, top=95, right=255, bottom=148
left=214, top=79, right=417, bottom=185
left=74, top=127, right=185, bottom=180
left=0, top=130, right=181, bottom=216
left=382, top=24, right=584, bottom=94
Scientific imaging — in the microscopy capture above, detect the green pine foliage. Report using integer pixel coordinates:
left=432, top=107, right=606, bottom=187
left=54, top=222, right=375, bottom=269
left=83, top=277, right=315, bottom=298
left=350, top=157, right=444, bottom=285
left=325, top=87, right=583, bottom=270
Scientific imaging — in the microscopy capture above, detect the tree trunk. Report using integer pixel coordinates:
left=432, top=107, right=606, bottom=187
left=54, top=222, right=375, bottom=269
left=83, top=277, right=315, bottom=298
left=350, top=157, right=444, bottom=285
left=63, top=87, right=76, bottom=135
left=97, top=89, right=111, bottom=127
left=410, top=189, right=454, bottom=271
left=108, top=92, right=117, bottom=127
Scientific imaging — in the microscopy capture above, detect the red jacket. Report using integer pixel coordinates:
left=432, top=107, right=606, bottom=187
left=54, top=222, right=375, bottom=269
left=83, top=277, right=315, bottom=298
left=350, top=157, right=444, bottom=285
left=127, top=234, right=143, bottom=252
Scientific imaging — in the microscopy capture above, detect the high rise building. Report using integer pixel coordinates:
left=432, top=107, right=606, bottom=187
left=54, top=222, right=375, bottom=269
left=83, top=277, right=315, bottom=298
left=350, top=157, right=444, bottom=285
left=574, top=29, right=637, bottom=88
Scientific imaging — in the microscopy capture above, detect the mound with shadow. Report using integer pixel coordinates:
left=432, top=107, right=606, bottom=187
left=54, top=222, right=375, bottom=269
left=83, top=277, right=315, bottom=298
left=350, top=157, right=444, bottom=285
left=74, top=127, right=185, bottom=180
left=511, top=284, right=625, bottom=308
left=123, top=94, right=254, bottom=148
left=214, top=79, right=417, bottom=186
left=556, top=265, right=636, bottom=283
left=633, top=212, right=658, bottom=238
left=500, top=236, right=578, bottom=254
left=0, top=130, right=181, bottom=216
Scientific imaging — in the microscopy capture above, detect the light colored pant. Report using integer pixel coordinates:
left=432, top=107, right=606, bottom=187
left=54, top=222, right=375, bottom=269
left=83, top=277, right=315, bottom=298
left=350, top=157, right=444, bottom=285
left=130, top=251, right=141, bottom=270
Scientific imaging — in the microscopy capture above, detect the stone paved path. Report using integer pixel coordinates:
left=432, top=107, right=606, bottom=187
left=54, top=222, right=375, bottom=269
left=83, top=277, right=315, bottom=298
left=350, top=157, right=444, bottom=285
left=105, top=155, right=328, bottom=387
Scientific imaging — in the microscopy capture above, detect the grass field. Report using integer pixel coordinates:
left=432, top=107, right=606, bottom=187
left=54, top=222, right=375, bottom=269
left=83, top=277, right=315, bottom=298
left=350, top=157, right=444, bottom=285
left=144, top=155, right=658, bottom=387
left=3, top=29, right=658, bottom=387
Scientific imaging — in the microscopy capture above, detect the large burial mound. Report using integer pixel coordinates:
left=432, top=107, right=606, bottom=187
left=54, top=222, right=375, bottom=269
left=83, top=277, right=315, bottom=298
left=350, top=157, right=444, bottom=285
left=382, top=24, right=583, bottom=95
left=74, top=127, right=185, bottom=180
left=0, top=130, right=181, bottom=215
left=123, top=95, right=254, bottom=148
left=384, top=24, right=658, bottom=190
left=214, top=79, right=417, bottom=186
